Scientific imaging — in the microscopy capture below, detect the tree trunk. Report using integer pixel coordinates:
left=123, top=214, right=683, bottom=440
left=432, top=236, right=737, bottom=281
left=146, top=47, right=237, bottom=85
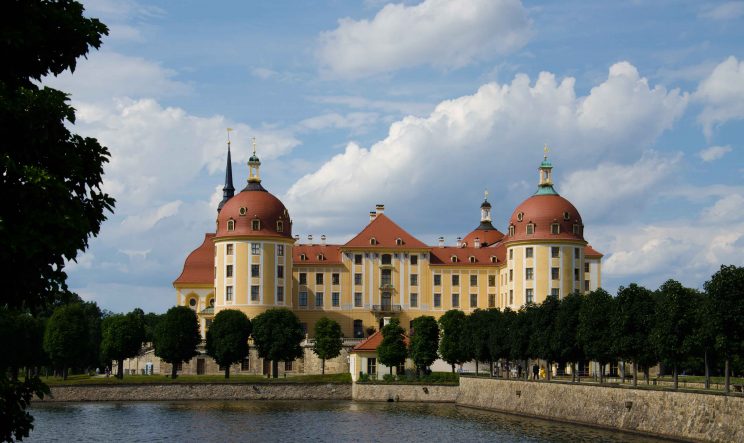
left=524, top=359, right=528, bottom=381
left=572, top=362, right=576, bottom=383
left=62, top=366, right=68, bottom=381
left=673, top=364, right=678, bottom=390
left=704, top=350, right=710, bottom=390
left=225, top=365, right=230, bottom=379
left=272, top=360, right=279, bottom=378
left=546, top=361, right=551, bottom=381
left=389, top=365, right=393, bottom=375
left=633, top=362, right=638, bottom=387
left=322, top=358, right=326, bottom=375
left=171, top=363, right=178, bottom=379
left=599, top=364, right=604, bottom=384
left=644, top=367, right=650, bottom=385
left=724, top=358, right=730, bottom=394
left=489, top=360, right=494, bottom=377
left=451, top=364, right=455, bottom=373
left=475, top=360, right=479, bottom=375
left=117, top=358, right=124, bottom=379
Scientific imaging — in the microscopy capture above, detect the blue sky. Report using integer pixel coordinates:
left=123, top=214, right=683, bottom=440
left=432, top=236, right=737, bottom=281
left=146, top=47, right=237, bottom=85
left=45, top=0, right=744, bottom=313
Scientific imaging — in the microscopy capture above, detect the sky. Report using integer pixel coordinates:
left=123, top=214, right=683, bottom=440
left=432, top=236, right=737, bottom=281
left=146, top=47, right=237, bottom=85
left=44, top=0, right=744, bottom=313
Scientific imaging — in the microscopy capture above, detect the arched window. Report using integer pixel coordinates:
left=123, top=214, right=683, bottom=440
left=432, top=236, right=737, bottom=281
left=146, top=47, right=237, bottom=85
left=573, top=224, right=581, bottom=234
left=317, top=253, right=325, bottom=261
left=370, top=237, right=377, bottom=245
left=209, top=298, right=215, bottom=307
left=451, top=255, right=458, bottom=263
left=395, top=238, right=403, bottom=246
left=508, top=225, right=515, bottom=236
left=252, top=219, right=261, bottom=230
left=526, top=223, right=535, bottom=235
left=469, top=256, right=476, bottom=263
left=227, top=219, right=235, bottom=231
left=353, top=319, right=364, bottom=338
left=276, top=220, right=284, bottom=232
left=381, top=254, right=392, bottom=265
left=517, top=212, right=524, bottom=222
left=188, top=298, right=197, bottom=309
left=490, top=256, right=497, bottom=263
left=299, top=254, right=306, bottom=261
left=563, top=211, right=570, bottom=221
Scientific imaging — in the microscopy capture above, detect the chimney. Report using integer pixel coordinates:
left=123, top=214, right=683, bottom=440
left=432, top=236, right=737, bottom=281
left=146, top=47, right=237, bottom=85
left=321, top=234, right=326, bottom=246
left=308, top=234, right=313, bottom=244
left=369, top=211, right=376, bottom=222
left=375, top=204, right=385, bottom=214
left=456, top=237, right=462, bottom=248
left=474, top=237, right=481, bottom=249
left=438, top=236, right=444, bottom=248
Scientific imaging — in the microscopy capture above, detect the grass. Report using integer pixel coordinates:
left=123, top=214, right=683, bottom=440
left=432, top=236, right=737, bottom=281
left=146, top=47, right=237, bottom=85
left=357, top=371, right=459, bottom=385
left=41, top=373, right=351, bottom=386
left=653, top=375, right=744, bottom=385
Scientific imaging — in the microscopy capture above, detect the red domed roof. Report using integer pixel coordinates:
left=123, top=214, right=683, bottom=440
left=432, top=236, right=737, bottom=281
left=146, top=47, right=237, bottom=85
left=173, top=233, right=215, bottom=286
left=506, top=194, right=584, bottom=243
left=215, top=184, right=292, bottom=239
left=462, top=227, right=504, bottom=247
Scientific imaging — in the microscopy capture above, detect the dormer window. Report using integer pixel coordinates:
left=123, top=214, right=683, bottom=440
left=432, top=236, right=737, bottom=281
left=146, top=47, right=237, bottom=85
left=551, top=223, right=560, bottom=234
left=526, top=223, right=535, bottom=235
left=276, top=220, right=284, bottom=232
left=395, top=238, right=403, bottom=246
left=299, top=253, right=307, bottom=261
left=252, top=219, right=261, bottom=230
left=490, top=256, right=497, bottom=263
left=451, top=255, right=459, bottom=263
left=469, top=256, right=476, bottom=263
left=317, top=254, right=325, bottom=261
left=239, top=207, right=247, bottom=216
left=370, top=237, right=377, bottom=245
left=563, top=211, right=570, bottom=221
left=508, top=225, right=515, bottom=236
left=227, top=219, right=235, bottom=231
left=517, top=212, right=524, bottom=222
left=573, top=224, right=580, bottom=234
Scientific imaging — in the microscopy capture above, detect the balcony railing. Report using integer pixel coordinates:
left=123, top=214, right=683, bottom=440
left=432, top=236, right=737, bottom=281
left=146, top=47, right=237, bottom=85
left=371, top=304, right=402, bottom=313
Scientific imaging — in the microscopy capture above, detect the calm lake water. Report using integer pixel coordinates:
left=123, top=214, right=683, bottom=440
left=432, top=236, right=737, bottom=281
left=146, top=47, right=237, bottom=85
left=29, top=400, right=671, bottom=442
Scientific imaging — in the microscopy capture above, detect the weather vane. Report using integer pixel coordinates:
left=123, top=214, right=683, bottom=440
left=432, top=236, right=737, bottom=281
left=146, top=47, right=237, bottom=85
left=252, top=136, right=257, bottom=155
left=544, top=143, right=549, bottom=159
left=484, top=189, right=489, bottom=200
left=226, top=127, right=233, bottom=145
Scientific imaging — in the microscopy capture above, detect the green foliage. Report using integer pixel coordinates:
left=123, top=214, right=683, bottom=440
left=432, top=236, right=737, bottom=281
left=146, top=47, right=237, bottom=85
left=43, top=303, right=89, bottom=378
left=81, top=301, right=103, bottom=370
left=409, top=316, right=439, bottom=372
left=508, top=305, right=532, bottom=364
left=154, top=306, right=201, bottom=379
left=438, top=309, right=471, bottom=369
left=553, top=292, right=584, bottom=366
left=529, top=295, right=560, bottom=364
left=377, top=318, right=407, bottom=374
left=100, top=311, right=146, bottom=379
left=0, top=309, right=46, bottom=377
left=577, top=288, right=615, bottom=367
left=650, top=280, right=698, bottom=370
left=705, top=265, right=744, bottom=359
left=0, top=377, right=50, bottom=442
left=205, top=310, right=252, bottom=378
left=312, top=317, right=343, bottom=375
left=485, top=308, right=508, bottom=364
left=465, top=309, right=493, bottom=366
left=252, top=308, right=304, bottom=378
left=0, top=1, right=113, bottom=313
left=612, top=284, right=656, bottom=368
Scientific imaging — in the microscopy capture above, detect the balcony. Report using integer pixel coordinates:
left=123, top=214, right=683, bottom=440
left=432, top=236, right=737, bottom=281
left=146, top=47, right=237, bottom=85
left=371, top=304, right=402, bottom=314
left=379, top=282, right=394, bottom=291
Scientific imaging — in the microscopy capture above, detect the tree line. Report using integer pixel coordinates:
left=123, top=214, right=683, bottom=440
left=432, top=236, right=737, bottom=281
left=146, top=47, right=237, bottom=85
left=374, top=266, right=744, bottom=394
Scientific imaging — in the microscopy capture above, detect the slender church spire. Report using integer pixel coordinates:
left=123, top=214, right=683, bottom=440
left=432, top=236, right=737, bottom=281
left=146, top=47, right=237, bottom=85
left=218, top=128, right=235, bottom=212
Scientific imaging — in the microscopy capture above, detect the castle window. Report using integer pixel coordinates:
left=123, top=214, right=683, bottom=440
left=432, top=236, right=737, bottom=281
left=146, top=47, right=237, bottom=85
left=252, top=219, right=261, bottom=230
left=574, top=247, right=580, bottom=259
left=276, top=220, right=284, bottom=232
left=226, top=244, right=234, bottom=255
left=452, top=293, right=460, bottom=308
left=552, top=267, right=559, bottom=280
left=470, top=294, right=478, bottom=308
left=354, top=273, right=362, bottom=285
left=251, top=243, right=261, bottom=255
left=526, top=268, right=534, bottom=280
left=209, top=298, right=215, bottom=307
left=226, top=265, right=233, bottom=278
left=488, top=294, right=495, bottom=308
left=526, top=223, right=535, bottom=235
left=509, top=225, right=515, bottom=236
left=353, top=319, right=364, bottom=337
left=226, top=286, right=233, bottom=302
left=370, top=237, right=377, bottom=245
left=354, top=254, right=363, bottom=265
left=299, top=253, right=306, bottom=261
left=517, top=212, right=524, bottom=222
left=509, top=249, right=513, bottom=260
left=584, top=262, right=590, bottom=273
left=299, top=291, right=307, bottom=307
left=251, top=264, right=259, bottom=277
left=317, top=253, right=325, bottom=261
left=488, top=275, right=496, bottom=287
left=381, top=254, right=392, bottom=265
left=332, top=292, right=340, bottom=307
left=573, top=224, right=580, bottom=234
left=551, top=246, right=560, bottom=258
left=251, top=285, right=260, bottom=302
left=188, top=298, right=197, bottom=308
left=470, top=275, right=477, bottom=286
left=299, top=272, right=307, bottom=285
left=410, top=274, right=418, bottom=286
left=469, top=256, right=476, bottom=263
left=451, top=255, right=458, bottom=263
left=241, top=358, right=250, bottom=371
left=526, top=247, right=533, bottom=258
left=332, top=273, right=340, bottom=285
left=354, top=293, right=363, bottom=307
left=452, top=275, right=460, bottom=286
left=277, top=244, right=284, bottom=256
left=227, top=219, right=235, bottom=231
left=490, top=256, right=497, bottom=263
left=315, top=292, right=324, bottom=308
left=526, top=288, right=534, bottom=304
left=410, top=293, right=418, bottom=308
left=563, top=211, right=570, bottom=221
left=316, top=273, right=324, bottom=285
left=396, top=238, right=403, bottom=246
left=551, top=223, right=560, bottom=234
left=239, top=207, right=247, bottom=216
left=434, top=293, right=441, bottom=308
left=410, top=254, right=418, bottom=265
left=434, top=274, right=441, bottom=286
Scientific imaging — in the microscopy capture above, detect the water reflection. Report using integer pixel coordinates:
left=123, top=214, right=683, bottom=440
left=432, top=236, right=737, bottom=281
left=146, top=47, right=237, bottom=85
left=29, top=400, right=672, bottom=442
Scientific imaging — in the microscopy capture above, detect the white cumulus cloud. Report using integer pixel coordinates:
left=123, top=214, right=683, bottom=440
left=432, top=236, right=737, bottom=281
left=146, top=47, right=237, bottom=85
left=695, top=56, right=744, bottom=137
left=699, top=145, right=732, bottom=162
left=317, top=0, right=532, bottom=78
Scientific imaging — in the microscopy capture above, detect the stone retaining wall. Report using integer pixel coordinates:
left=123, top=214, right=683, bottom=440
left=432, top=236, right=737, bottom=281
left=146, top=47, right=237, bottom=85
left=352, top=383, right=458, bottom=403
left=457, top=377, right=744, bottom=443
left=44, top=383, right=351, bottom=402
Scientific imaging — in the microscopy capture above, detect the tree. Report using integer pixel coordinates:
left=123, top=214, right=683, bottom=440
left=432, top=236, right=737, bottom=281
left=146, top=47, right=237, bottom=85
left=689, top=291, right=718, bottom=389
left=553, top=292, right=584, bottom=382
left=377, top=318, right=408, bottom=376
left=206, top=310, right=252, bottom=378
left=154, top=306, right=200, bottom=379
left=252, top=308, right=304, bottom=378
left=510, top=305, right=534, bottom=381
left=438, top=309, right=471, bottom=373
left=409, top=316, right=439, bottom=376
left=81, top=301, right=103, bottom=371
left=100, top=311, right=146, bottom=379
left=650, top=280, right=697, bottom=389
left=611, top=284, right=656, bottom=386
left=704, top=265, right=744, bottom=394
left=1, top=1, right=112, bottom=438
left=0, top=309, right=46, bottom=381
left=530, top=296, right=560, bottom=380
left=577, top=288, right=614, bottom=383
left=465, top=309, right=492, bottom=375
left=312, top=317, right=343, bottom=375
left=43, top=304, right=89, bottom=379
left=485, top=308, right=508, bottom=377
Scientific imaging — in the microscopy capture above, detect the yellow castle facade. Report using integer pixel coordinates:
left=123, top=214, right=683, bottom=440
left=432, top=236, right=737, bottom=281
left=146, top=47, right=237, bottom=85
left=173, top=142, right=602, bottom=357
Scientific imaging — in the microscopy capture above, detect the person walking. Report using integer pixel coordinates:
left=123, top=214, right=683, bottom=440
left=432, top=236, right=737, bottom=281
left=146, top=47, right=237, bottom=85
left=532, top=363, right=539, bottom=380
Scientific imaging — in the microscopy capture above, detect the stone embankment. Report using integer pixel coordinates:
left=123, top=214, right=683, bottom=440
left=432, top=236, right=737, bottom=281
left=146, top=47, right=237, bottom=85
left=352, top=383, right=458, bottom=402
left=457, top=377, right=744, bottom=443
left=44, top=383, right=351, bottom=402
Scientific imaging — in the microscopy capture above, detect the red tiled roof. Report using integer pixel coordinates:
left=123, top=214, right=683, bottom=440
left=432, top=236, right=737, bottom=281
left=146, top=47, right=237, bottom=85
left=584, top=244, right=604, bottom=258
left=462, top=227, right=504, bottom=247
left=215, top=188, right=293, bottom=239
left=293, top=244, right=343, bottom=265
left=429, top=242, right=506, bottom=266
left=173, top=233, right=215, bottom=286
left=344, top=213, right=427, bottom=249
left=351, top=330, right=410, bottom=352
left=505, top=194, right=585, bottom=243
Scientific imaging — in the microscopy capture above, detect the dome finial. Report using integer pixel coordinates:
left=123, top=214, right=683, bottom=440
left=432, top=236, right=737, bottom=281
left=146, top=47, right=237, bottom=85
left=248, top=137, right=261, bottom=184
left=484, top=189, right=489, bottom=201
left=536, top=147, right=558, bottom=195
left=252, top=136, right=257, bottom=156
left=544, top=143, right=549, bottom=160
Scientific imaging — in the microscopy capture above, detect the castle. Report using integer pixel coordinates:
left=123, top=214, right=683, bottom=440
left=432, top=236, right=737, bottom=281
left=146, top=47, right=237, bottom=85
left=159, top=140, right=603, bottom=376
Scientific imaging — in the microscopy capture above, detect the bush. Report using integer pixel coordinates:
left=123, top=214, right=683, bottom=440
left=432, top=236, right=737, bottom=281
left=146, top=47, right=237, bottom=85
left=382, top=374, right=395, bottom=382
